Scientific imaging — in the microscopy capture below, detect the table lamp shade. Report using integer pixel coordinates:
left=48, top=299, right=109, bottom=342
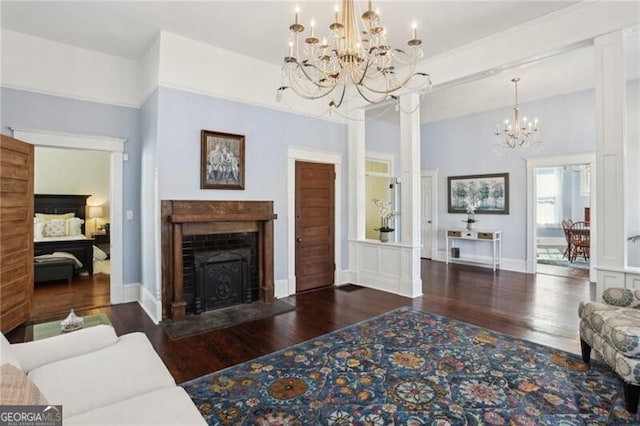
left=88, top=206, right=103, bottom=219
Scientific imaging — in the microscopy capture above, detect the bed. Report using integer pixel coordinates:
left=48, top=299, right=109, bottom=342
left=34, top=194, right=94, bottom=277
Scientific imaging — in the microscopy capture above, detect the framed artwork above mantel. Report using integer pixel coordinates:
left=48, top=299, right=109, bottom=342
left=448, top=172, right=509, bottom=214
left=200, top=130, right=245, bottom=190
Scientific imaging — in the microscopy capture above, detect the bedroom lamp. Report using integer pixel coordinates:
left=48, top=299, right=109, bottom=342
left=88, top=206, right=103, bottom=233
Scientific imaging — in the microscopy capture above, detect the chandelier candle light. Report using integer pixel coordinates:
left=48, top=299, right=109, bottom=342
left=278, top=0, right=431, bottom=109
left=494, top=77, right=541, bottom=152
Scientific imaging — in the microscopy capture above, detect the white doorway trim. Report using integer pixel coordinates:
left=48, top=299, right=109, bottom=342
left=526, top=152, right=596, bottom=281
left=10, top=127, right=127, bottom=304
left=287, top=147, right=343, bottom=296
left=421, top=169, right=438, bottom=259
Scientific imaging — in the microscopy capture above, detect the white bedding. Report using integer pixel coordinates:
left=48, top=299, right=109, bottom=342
left=34, top=235, right=89, bottom=243
left=93, top=259, right=111, bottom=275
left=34, top=252, right=83, bottom=268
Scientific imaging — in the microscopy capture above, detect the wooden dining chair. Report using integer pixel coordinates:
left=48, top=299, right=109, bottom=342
left=561, top=219, right=574, bottom=260
left=569, top=221, right=590, bottom=262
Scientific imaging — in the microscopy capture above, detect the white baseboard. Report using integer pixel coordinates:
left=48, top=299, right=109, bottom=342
left=122, top=282, right=140, bottom=303
left=114, top=282, right=160, bottom=324
left=349, top=272, right=422, bottom=298
left=274, top=278, right=290, bottom=299
left=138, top=285, right=161, bottom=324
left=336, top=269, right=355, bottom=285
left=433, top=251, right=527, bottom=273
left=276, top=271, right=354, bottom=297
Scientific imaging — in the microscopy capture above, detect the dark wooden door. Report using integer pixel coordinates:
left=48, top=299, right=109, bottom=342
left=0, top=135, right=34, bottom=333
left=295, top=161, right=335, bottom=292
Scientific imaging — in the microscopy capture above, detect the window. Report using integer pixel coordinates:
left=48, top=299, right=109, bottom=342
left=536, top=167, right=562, bottom=225
left=579, top=165, right=591, bottom=197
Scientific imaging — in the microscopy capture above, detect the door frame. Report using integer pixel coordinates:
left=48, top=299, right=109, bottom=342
left=526, top=152, right=596, bottom=281
left=421, top=169, right=438, bottom=259
left=11, top=127, right=127, bottom=304
left=287, top=147, right=343, bottom=296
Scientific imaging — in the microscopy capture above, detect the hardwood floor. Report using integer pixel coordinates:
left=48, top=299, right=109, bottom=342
left=536, top=262, right=590, bottom=279
left=31, top=273, right=110, bottom=321
left=7, top=260, right=593, bottom=384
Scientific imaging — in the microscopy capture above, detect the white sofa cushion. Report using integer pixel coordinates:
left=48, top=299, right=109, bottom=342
left=65, top=386, right=206, bottom=425
left=11, top=325, right=118, bottom=373
left=0, top=333, right=22, bottom=369
left=28, top=332, right=176, bottom=418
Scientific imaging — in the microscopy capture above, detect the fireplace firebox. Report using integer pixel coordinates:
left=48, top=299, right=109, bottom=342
left=193, top=249, right=251, bottom=313
left=162, top=200, right=277, bottom=321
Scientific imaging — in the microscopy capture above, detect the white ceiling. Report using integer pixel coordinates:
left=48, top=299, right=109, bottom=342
left=0, top=1, right=577, bottom=63
left=1, top=1, right=637, bottom=123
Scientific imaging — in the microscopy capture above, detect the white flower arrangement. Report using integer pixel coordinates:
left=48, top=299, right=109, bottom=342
left=464, top=201, right=477, bottom=224
left=373, top=199, right=397, bottom=232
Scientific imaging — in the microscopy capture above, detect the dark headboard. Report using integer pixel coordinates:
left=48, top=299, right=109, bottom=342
left=34, top=194, right=91, bottom=233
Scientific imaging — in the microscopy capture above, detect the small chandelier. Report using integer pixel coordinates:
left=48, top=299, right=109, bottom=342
left=277, top=0, right=431, bottom=109
left=494, top=77, right=541, bottom=152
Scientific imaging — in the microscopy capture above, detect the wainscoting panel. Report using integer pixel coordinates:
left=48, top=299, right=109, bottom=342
left=349, top=240, right=421, bottom=298
left=595, top=268, right=626, bottom=301
left=380, top=246, right=400, bottom=276
left=359, top=245, right=381, bottom=273
left=626, top=272, right=640, bottom=290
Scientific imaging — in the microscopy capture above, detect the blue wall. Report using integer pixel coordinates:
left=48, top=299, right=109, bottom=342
left=366, top=118, right=400, bottom=169
left=4, top=82, right=612, bottom=281
left=2, top=85, right=348, bottom=293
left=1, top=87, right=142, bottom=284
left=421, top=89, right=596, bottom=261
left=153, top=87, right=348, bottom=281
left=140, top=89, right=160, bottom=295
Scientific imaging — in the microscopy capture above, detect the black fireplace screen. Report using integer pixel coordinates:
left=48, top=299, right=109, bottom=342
left=183, top=232, right=258, bottom=315
left=193, top=249, right=252, bottom=313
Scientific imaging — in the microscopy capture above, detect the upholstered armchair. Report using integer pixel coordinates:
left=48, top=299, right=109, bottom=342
left=579, top=288, right=640, bottom=413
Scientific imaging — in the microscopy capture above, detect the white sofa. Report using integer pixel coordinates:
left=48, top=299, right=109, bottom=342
left=0, top=325, right=205, bottom=425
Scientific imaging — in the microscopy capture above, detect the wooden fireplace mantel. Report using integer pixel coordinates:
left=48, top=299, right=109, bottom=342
left=169, top=213, right=277, bottom=223
left=161, top=200, right=277, bottom=321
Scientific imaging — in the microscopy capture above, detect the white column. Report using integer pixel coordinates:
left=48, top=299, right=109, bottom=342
left=347, top=110, right=366, bottom=241
left=594, top=31, right=627, bottom=294
left=399, top=93, right=423, bottom=297
left=347, top=109, right=366, bottom=285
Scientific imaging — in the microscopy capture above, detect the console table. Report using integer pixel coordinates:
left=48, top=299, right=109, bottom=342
left=446, top=229, right=502, bottom=271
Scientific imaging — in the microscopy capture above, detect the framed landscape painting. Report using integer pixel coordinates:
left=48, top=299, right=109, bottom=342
left=200, top=130, right=245, bottom=190
left=447, top=173, right=509, bottom=214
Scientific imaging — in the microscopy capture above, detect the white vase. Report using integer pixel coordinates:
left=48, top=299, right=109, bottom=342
left=466, top=222, right=474, bottom=230
left=379, top=231, right=392, bottom=242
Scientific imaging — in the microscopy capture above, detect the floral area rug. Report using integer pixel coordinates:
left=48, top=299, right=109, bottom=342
left=182, top=307, right=639, bottom=424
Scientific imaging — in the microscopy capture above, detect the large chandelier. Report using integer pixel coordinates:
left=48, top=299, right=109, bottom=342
left=277, top=0, right=431, bottom=109
left=494, top=77, right=541, bottom=152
